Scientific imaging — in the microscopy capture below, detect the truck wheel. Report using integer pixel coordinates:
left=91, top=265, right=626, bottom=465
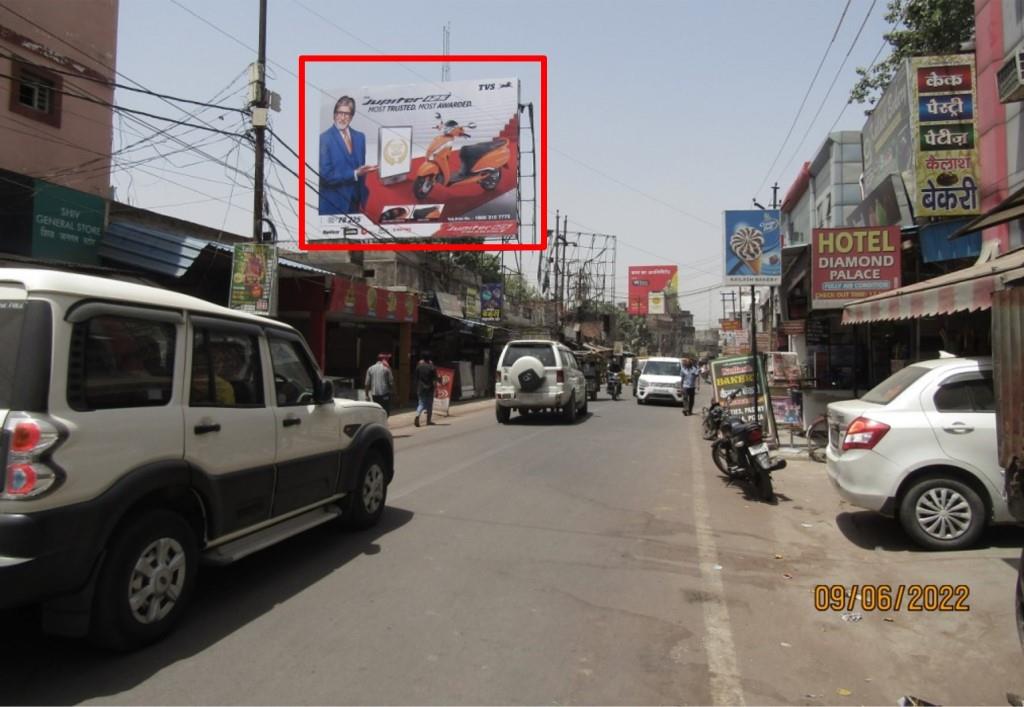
left=898, top=475, right=985, bottom=550
left=91, top=510, right=198, bottom=651
left=344, top=452, right=389, bottom=530
left=496, top=404, right=511, bottom=424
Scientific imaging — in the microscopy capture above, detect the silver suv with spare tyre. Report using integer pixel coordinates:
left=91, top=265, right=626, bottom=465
left=0, top=268, right=394, bottom=650
left=494, top=340, right=587, bottom=423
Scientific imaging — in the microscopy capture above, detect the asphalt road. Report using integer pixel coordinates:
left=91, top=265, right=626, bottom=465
left=2, top=390, right=1023, bottom=705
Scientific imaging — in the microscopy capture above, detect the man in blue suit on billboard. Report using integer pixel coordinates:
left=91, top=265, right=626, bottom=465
left=319, top=96, right=376, bottom=214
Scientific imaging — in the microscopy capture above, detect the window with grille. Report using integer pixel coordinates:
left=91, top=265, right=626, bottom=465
left=9, top=62, right=62, bottom=127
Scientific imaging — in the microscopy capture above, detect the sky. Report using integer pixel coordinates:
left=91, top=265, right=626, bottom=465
left=109, top=0, right=896, bottom=328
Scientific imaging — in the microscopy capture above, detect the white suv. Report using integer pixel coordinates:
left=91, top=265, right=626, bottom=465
left=494, top=340, right=587, bottom=423
left=636, top=357, right=684, bottom=405
left=826, top=357, right=1011, bottom=550
left=0, top=268, right=394, bottom=649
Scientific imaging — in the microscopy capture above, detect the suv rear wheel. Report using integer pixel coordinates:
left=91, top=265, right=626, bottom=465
left=898, top=475, right=986, bottom=550
left=91, top=510, right=198, bottom=650
left=496, top=404, right=511, bottom=424
left=563, top=393, right=578, bottom=424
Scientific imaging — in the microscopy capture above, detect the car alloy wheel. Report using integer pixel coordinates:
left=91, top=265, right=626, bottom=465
left=129, top=537, right=188, bottom=625
left=915, top=487, right=973, bottom=541
left=362, top=462, right=386, bottom=515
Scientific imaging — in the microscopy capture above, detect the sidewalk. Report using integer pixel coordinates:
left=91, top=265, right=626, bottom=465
left=385, top=396, right=495, bottom=430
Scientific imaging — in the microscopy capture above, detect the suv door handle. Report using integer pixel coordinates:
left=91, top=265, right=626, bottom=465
left=194, top=423, right=221, bottom=435
left=283, top=416, right=302, bottom=428
left=943, top=423, right=974, bottom=434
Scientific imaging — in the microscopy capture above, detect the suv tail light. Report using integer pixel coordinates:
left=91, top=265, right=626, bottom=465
left=842, top=417, right=890, bottom=451
left=2, top=413, right=64, bottom=499
left=556, top=370, right=564, bottom=383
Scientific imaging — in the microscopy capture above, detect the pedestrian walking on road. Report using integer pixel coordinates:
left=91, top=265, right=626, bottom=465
left=681, top=357, right=700, bottom=416
left=414, top=351, right=439, bottom=427
left=365, top=353, right=394, bottom=416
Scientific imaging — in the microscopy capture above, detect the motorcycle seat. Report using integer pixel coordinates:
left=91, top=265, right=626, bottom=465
left=458, top=139, right=506, bottom=173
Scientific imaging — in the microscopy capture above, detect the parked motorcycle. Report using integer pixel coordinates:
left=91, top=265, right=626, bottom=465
left=710, top=389, right=786, bottom=502
left=701, top=400, right=724, bottom=441
left=413, top=114, right=511, bottom=200
left=606, top=371, right=622, bottom=401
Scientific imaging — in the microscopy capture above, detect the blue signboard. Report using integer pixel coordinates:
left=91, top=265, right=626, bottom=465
left=723, top=210, right=782, bottom=285
left=480, top=283, right=503, bottom=322
left=918, top=95, right=973, bottom=122
left=919, top=219, right=982, bottom=263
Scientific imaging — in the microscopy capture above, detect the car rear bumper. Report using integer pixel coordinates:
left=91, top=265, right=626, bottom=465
left=495, top=386, right=569, bottom=409
left=825, top=446, right=899, bottom=515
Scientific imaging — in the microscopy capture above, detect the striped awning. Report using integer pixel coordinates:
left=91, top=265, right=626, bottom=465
left=842, top=246, right=1024, bottom=324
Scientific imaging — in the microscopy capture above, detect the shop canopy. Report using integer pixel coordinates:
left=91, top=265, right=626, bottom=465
left=951, top=182, right=1024, bottom=238
left=842, top=246, right=1024, bottom=324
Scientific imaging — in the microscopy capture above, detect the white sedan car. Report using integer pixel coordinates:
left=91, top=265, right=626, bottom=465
left=826, top=356, right=1013, bottom=550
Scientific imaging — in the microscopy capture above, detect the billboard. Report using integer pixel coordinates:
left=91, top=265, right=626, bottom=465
left=811, top=226, right=901, bottom=309
left=229, top=244, right=278, bottom=316
left=480, top=283, right=503, bottom=322
left=464, top=286, right=480, bottom=320
left=710, top=355, right=776, bottom=443
left=313, top=77, right=520, bottom=242
left=862, top=60, right=914, bottom=201
left=910, top=55, right=981, bottom=217
left=627, top=265, right=678, bottom=315
left=723, top=210, right=782, bottom=285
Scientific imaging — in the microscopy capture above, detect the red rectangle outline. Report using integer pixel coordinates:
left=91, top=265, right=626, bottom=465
left=298, top=54, right=547, bottom=252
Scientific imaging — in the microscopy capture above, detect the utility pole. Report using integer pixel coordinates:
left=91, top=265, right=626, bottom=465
left=251, top=0, right=269, bottom=242
left=553, top=209, right=560, bottom=331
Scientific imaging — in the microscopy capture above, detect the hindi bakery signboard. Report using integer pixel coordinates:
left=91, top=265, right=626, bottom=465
left=811, top=226, right=901, bottom=309
left=911, top=55, right=981, bottom=217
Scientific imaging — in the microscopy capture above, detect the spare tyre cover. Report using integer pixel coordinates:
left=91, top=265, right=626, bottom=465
left=509, top=355, right=546, bottom=393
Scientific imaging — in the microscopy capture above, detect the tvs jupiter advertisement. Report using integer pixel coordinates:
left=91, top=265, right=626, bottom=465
left=628, top=266, right=678, bottom=315
left=312, top=77, right=520, bottom=242
left=811, top=226, right=901, bottom=309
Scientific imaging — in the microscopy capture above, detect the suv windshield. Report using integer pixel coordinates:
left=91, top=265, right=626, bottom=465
left=501, top=344, right=556, bottom=367
left=861, top=365, right=930, bottom=405
left=0, top=301, right=26, bottom=409
left=643, top=360, right=681, bottom=376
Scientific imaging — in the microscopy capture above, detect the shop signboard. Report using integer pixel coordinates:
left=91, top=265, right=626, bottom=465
left=31, top=180, right=103, bottom=265
left=313, top=77, right=520, bottom=241
left=811, top=226, right=901, bottom=309
left=779, top=320, right=806, bottom=336
left=862, top=60, right=914, bottom=201
left=480, top=282, right=503, bottom=322
left=229, top=243, right=278, bottom=316
left=433, top=366, right=455, bottom=416
left=710, top=354, right=776, bottom=443
left=911, top=55, right=981, bottom=217
left=719, top=319, right=743, bottom=331
left=327, top=278, right=418, bottom=322
left=464, top=286, right=480, bottom=320
left=723, top=210, right=782, bottom=285
left=628, top=265, right=678, bottom=315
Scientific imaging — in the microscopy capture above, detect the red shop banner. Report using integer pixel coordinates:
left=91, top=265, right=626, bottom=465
left=328, top=278, right=418, bottom=322
left=811, top=226, right=901, bottom=309
left=433, top=367, right=455, bottom=416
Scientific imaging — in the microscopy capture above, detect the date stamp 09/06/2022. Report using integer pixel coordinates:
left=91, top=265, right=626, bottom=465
left=814, top=584, right=970, bottom=612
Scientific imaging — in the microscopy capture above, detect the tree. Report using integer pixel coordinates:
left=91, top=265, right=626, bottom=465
left=849, top=0, right=975, bottom=106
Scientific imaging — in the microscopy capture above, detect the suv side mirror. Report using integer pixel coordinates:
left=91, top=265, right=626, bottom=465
left=317, top=379, right=335, bottom=404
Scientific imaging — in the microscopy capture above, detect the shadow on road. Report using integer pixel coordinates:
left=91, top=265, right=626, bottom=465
left=835, top=510, right=1024, bottom=552
left=0, top=506, right=415, bottom=705
left=506, top=410, right=594, bottom=426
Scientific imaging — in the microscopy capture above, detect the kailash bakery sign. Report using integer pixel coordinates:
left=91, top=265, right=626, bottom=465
left=811, top=226, right=901, bottom=309
left=911, top=55, right=981, bottom=217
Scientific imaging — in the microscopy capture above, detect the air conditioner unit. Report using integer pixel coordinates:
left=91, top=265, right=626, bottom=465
left=997, top=47, right=1024, bottom=103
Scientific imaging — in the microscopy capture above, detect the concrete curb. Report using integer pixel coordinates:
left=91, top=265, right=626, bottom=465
left=387, top=397, right=495, bottom=430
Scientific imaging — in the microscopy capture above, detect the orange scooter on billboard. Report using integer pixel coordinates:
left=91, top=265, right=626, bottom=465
left=413, top=113, right=511, bottom=200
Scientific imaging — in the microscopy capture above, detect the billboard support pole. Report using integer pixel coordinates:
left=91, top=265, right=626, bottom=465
left=251, top=0, right=268, bottom=243
left=751, top=284, right=759, bottom=425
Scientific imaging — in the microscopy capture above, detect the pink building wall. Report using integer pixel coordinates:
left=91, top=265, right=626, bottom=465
left=0, top=0, right=118, bottom=198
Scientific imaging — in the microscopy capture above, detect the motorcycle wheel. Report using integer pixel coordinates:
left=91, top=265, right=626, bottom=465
left=413, top=174, right=435, bottom=200
left=754, top=469, right=775, bottom=502
left=481, top=170, right=500, bottom=191
left=711, top=443, right=731, bottom=477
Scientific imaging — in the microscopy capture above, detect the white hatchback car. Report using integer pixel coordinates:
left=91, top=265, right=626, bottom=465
left=826, top=356, right=1012, bottom=550
left=636, top=357, right=684, bottom=405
